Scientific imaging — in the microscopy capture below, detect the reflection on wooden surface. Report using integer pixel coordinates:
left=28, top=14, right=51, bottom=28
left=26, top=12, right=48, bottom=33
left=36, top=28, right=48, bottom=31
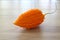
left=0, top=0, right=60, bottom=40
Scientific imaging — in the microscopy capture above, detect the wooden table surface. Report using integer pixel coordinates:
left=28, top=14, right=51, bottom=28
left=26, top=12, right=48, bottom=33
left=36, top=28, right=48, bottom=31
left=0, top=0, right=60, bottom=40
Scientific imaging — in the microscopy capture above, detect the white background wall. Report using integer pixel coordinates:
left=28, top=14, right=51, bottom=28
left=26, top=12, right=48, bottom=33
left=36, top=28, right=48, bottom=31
left=0, top=0, right=56, bottom=16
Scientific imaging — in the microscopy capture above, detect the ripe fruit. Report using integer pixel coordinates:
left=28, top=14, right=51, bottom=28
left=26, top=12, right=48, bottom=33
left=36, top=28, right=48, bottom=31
left=13, top=9, right=44, bottom=29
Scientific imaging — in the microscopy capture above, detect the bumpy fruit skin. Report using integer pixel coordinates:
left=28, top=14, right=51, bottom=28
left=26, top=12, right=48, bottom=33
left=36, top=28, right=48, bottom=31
left=13, top=9, right=44, bottom=29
